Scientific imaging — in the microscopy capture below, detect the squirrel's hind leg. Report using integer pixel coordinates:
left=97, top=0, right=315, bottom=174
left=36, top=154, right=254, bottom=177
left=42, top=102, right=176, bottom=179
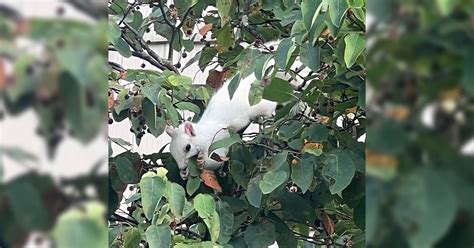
left=249, top=100, right=277, bottom=120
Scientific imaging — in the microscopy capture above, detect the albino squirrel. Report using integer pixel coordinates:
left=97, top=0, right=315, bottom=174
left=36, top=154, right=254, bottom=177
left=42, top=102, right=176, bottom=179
left=166, top=72, right=277, bottom=179
left=166, top=41, right=306, bottom=179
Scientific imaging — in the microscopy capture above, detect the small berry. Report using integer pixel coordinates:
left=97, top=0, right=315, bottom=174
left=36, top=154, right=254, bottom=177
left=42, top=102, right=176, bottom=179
left=182, top=52, right=187, bottom=58
left=228, top=46, right=233, bottom=50
left=175, top=62, right=181, bottom=68
left=269, top=45, right=274, bottom=51
left=146, top=28, right=151, bottom=33
left=140, top=63, right=146, bottom=68
left=186, top=29, right=193, bottom=35
left=124, top=94, right=130, bottom=100
left=56, top=6, right=65, bottom=16
left=130, top=127, right=134, bottom=132
left=200, top=38, right=206, bottom=42
left=56, top=39, right=65, bottom=48
left=108, top=118, right=113, bottom=124
left=146, top=40, right=151, bottom=44
left=25, top=65, right=34, bottom=75
left=136, top=6, right=140, bottom=10
left=147, top=128, right=151, bottom=133
left=129, top=185, right=134, bottom=191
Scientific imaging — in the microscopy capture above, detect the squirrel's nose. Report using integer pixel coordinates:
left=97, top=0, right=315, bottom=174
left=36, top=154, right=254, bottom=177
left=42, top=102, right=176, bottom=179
left=180, top=168, right=189, bottom=180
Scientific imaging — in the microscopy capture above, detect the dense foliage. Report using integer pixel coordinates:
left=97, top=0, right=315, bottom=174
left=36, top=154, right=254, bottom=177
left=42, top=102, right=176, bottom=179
left=108, top=0, right=366, bottom=247
left=0, top=4, right=109, bottom=247
left=366, top=0, right=474, bottom=247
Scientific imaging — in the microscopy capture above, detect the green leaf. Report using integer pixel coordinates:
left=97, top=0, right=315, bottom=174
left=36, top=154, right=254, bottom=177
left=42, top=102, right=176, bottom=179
left=199, top=47, right=218, bottom=71
left=436, top=0, right=460, bottom=16
left=142, top=98, right=166, bottom=137
left=254, top=54, right=272, bottom=80
left=463, top=49, right=474, bottom=95
left=291, top=156, right=314, bottom=193
left=139, top=174, right=166, bottom=220
left=393, top=168, right=457, bottom=248
left=175, top=102, right=201, bottom=114
left=112, top=37, right=132, bottom=58
left=217, top=201, right=234, bottom=244
left=278, top=190, right=316, bottom=224
left=304, top=124, right=328, bottom=141
left=227, top=73, right=241, bottom=100
left=244, top=221, right=276, bottom=248
left=108, top=21, right=121, bottom=44
left=186, top=176, right=201, bottom=196
left=344, top=33, right=365, bottom=68
left=217, top=24, right=234, bottom=52
left=353, top=197, right=365, bottom=230
left=259, top=171, right=288, bottom=194
left=230, top=160, right=250, bottom=187
left=208, top=133, right=242, bottom=154
left=268, top=212, right=298, bottom=248
left=328, top=0, right=348, bottom=27
left=322, top=151, right=355, bottom=194
left=262, top=77, right=294, bottom=103
left=300, top=43, right=320, bottom=72
left=274, top=38, right=296, bottom=70
left=245, top=177, right=263, bottom=208
left=53, top=202, right=107, bottom=248
left=194, top=194, right=216, bottom=219
left=115, top=156, right=138, bottom=184
left=217, top=0, right=232, bottom=24
left=159, top=90, right=180, bottom=127
left=145, top=224, right=172, bottom=248
left=123, top=228, right=141, bottom=248
left=301, top=0, right=322, bottom=31
left=205, top=211, right=221, bottom=243
left=165, top=182, right=186, bottom=218
left=248, top=81, right=264, bottom=106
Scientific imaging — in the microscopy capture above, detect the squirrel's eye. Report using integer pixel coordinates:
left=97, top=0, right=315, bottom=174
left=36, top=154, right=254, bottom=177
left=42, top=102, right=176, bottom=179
left=185, top=144, right=191, bottom=152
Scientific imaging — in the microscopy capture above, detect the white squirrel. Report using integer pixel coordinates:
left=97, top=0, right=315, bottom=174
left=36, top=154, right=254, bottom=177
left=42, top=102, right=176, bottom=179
left=166, top=72, right=277, bottom=179
left=166, top=41, right=308, bottom=179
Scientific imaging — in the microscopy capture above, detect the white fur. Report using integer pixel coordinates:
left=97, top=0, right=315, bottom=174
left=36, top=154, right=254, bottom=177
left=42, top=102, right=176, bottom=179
left=167, top=72, right=277, bottom=178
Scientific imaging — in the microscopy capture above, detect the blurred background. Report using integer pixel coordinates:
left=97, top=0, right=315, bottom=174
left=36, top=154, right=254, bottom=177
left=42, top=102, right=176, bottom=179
left=366, top=0, right=474, bottom=247
left=1, top=0, right=474, bottom=247
left=0, top=1, right=108, bottom=247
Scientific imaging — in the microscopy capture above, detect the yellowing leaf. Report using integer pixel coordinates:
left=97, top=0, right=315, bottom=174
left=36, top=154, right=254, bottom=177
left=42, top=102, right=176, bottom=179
left=108, top=90, right=115, bottom=109
left=199, top=23, right=213, bottom=36
left=321, top=213, right=335, bottom=235
left=302, top=142, right=324, bottom=156
left=387, top=105, right=410, bottom=121
left=345, top=106, right=358, bottom=114
left=200, top=170, right=222, bottom=192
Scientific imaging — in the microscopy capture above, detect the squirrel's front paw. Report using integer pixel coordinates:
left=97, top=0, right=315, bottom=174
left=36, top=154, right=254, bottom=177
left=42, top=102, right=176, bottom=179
left=197, top=151, right=206, bottom=169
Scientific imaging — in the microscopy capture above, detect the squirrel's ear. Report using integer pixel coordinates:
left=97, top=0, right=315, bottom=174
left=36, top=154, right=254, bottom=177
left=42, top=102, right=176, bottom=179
left=165, top=126, right=176, bottom=137
left=184, top=122, right=195, bottom=136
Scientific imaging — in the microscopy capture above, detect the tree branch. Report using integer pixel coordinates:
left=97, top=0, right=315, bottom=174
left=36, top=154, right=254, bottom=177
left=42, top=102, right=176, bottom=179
left=122, top=22, right=179, bottom=73
left=66, top=0, right=108, bottom=19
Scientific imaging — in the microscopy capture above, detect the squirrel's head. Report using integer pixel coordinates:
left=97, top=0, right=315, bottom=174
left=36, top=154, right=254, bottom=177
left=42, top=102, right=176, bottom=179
left=166, top=121, right=199, bottom=179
